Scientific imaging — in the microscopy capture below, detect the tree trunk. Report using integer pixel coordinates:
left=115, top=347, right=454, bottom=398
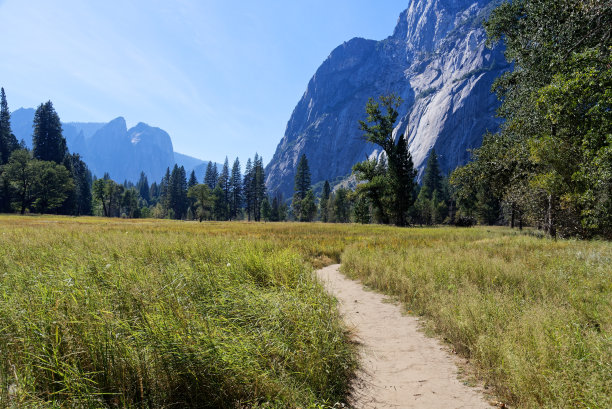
left=510, top=205, right=515, bottom=229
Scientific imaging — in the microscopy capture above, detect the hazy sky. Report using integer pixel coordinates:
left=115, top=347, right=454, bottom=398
left=0, top=1, right=406, bottom=165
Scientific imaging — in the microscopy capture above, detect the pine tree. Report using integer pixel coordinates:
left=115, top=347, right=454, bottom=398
left=320, top=180, right=331, bottom=222
left=243, top=158, right=254, bottom=221
left=292, top=154, right=312, bottom=221
left=159, top=167, right=171, bottom=215
left=422, top=149, right=443, bottom=199
left=61, top=153, right=92, bottom=215
left=229, top=157, right=242, bottom=220
left=168, top=165, right=188, bottom=219
left=137, top=172, right=150, bottom=204
left=271, top=196, right=280, bottom=222
left=253, top=155, right=266, bottom=221
left=32, top=101, right=67, bottom=164
left=217, top=157, right=230, bottom=220
left=204, top=161, right=218, bottom=189
left=261, top=196, right=272, bottom=222
left=0, top=88, right=18, bottom=165
left=294, top=154, right=311, bottom=201
left=188, top=170, right=198, bottom=188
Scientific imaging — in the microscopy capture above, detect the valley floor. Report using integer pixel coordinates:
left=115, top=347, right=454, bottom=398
left=0, top=216, right=609, bottom=408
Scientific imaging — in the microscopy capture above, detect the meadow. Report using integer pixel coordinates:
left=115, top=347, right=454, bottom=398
left=0, top=216, right=610, bottom=408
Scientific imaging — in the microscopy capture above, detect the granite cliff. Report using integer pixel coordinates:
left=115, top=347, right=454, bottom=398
left=266, top=0, right=509, bottom=197
left=10, top=108, right=214, bottom=183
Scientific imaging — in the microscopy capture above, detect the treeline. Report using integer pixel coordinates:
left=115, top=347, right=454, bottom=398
left=0, top=91, right=92, bottom=216
left=93, top=154, right=289, bottom=222
left=0, top=88, right=290, bottom=221
left=450, top=0, right=611, bottom=239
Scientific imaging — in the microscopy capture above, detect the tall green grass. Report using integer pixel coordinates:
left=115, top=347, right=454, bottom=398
left=1, top=217, right=609, bottom=408
left=341, top=227, right=612, bottom=408
left=0, top=217, right=357, bottom=408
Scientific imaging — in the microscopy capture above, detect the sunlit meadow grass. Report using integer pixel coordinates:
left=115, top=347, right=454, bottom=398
left=342, top=227, right=612, bottom=408
left=0, top=216, right=610, bottom=408
left=0, top=216, right=363, bottom=408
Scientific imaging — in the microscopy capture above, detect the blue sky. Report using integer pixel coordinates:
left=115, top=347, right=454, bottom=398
left=0, top=0, right=406, bottom=165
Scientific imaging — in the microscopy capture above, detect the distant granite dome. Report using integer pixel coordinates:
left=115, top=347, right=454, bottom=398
left=266, top=0, right=509, bottom=198
left=9, top=108, right=221, bottom=183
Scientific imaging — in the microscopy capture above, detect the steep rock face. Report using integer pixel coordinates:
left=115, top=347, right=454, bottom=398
left=266, top=0, right=508, bottom=197
left=10, top=109, right=177, bottom=183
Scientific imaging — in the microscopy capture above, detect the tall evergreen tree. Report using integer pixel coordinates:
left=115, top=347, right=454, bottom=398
left=253, top=154, right=266, bottom=221
left=293, top=154, right=311, bottom=201
left=320, top=180, right=331, bottom=222
left=229, top=157, right=242, bottom=220
left=137, top=172, right=150, bottom=204
left=60, top=153, right=92, bottom=215
left=32, top=101, right=67, bottom=164
left=292, top=154, right=312, bottom=221
left=243, top=158, right=254, bottom=221
left=188, top=170, right=198, bottom=189
left=0, top=88, right=18, bottom=165
left=159, top=167, right=171, bottom=214
left=422, top=149, right=443, bottom=198
left=204, top=161, right=218, bottom=190
left=218, top=157, right=230, bottom=219
left=168, top=165, right=188, bottom=219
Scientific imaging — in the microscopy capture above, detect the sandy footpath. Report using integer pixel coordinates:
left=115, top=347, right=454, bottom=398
left=317, top=264, right=491, bottom=409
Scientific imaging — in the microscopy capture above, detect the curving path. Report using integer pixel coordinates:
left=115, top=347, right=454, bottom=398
left=317, top=264, right=491, bottom=409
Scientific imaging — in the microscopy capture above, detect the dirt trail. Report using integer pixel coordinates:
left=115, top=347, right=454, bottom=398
left=317, top=264, right=490, bottom=409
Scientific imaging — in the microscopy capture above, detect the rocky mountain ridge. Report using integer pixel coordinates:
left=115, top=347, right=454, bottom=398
left=10, top=108, right=215, bottom=183
left=266, top=0, right=509, bottom=198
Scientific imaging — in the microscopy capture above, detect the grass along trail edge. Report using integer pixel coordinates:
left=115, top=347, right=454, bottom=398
left=317, top=264, right=491, bottom=409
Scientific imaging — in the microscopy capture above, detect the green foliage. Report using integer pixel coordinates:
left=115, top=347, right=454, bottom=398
left=204, top=161, right=218, bottom=189
left=1, top=150, right=73, bottom=215
left=229, top=157, right=242, bottom=220
left=32, top=101, right=67, bottom=164
left=188, top=183, right=212, bottom=222
left=30, top=160, right=73, bottom=214
left=354, top=94, right=417, bottom=226
left=451, top=0, right=612, bottom=237
left=0, top=88, right=19, bottom=165
left=320, top=180, right=331, bottom=222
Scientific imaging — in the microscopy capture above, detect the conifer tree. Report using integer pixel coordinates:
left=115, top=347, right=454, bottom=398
left=253, top=155, right=266, bottom=221
left=243, top=158, right=254, bottom=221
left=204, top=161, right=218, bottom=189
left=188, top=170, right=198, bottom=189
left=60, top=153, right=92, bottom=216
left=292, top=154, right=312, bottom=221
left=218, top=157, right=230, bottom=219
left=320, top=180, right=331, bottom=222
left=32, top=101, right=67, bottom=164
left=169, top=165, right=188, bottom=219
left=159, top=167, right=171, bottom=214
left=0, top=88, right=18, bottom=165
left=422, top=149, right=443, bottom=199
left=229, top=157, right=242, bottom=219
left=294, top=154, right=311, bottom=201
left=137, top=172, right=150, bottom=204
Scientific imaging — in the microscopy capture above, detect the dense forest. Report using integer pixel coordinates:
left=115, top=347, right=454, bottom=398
left=1, top=0, right=610, bottom=239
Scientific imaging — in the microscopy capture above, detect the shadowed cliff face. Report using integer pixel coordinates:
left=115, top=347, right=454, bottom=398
left=266, top=0, right=508, bottom=198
